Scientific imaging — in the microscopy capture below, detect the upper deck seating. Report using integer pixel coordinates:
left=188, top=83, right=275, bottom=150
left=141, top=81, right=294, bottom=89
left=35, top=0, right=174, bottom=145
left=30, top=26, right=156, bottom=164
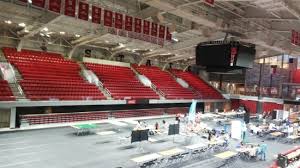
left=133, top=65, right=199, bottom=99
left=170, top=69, right=223, bottom=99
left=3, top=47, right=105, bottom=100
left=85, top=63, right=159, bottom=100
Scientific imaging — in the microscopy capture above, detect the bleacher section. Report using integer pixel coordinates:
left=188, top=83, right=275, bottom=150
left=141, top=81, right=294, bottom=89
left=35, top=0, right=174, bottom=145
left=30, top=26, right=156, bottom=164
left=0, top=79, right=15, bottom=101
left=133, top=65, right=198, bottom=99
left=170, top=69, right=223, bottom=99
left=3, top=48, right=106, bottom=100
left=112, top=109, right=164, bottom=118
left=20, top=112, right=109, bottom=125
left=85, top=63, right=159, bottom=100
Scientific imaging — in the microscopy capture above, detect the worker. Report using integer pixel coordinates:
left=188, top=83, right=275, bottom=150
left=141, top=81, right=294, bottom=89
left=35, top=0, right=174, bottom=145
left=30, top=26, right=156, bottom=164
left=258, top=141, right=267, bottom=161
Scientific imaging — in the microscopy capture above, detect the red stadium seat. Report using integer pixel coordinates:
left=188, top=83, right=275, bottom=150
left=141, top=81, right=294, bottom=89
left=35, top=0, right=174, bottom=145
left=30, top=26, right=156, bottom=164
left=132, top=65, right=199, bottom=99
left=0, top=80, right=15, bottom=101
left=2, top=47, right=106, bottom=101
left=170, top=69, right=223, bottom=99
left=85, top=63, right=159, bottom=100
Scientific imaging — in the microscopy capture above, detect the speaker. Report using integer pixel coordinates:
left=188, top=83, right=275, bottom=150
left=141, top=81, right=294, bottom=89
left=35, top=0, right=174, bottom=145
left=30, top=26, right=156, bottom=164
left=289, top=58, right=294, bottom=64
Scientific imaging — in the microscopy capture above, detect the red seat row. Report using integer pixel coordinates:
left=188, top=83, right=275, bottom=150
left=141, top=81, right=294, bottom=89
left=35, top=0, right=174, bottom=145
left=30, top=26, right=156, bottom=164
left=20, top=112, right=109, bottom=125
left=85, top=63, right=159, bottom=100
left=3, top=47, right=106, bottom=101
left=0, top=80, right=15, bottom=101
left=170, top=69, right=223, bottom=99
left=132, top=65, right=199, bottom=99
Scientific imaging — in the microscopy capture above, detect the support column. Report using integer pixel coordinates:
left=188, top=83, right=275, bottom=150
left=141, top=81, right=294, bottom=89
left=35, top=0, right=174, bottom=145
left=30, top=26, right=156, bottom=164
left=9, top=107, right=16, bottom=129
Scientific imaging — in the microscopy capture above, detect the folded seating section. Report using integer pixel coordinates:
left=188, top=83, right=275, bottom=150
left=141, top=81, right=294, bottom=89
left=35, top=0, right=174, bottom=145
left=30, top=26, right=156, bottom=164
left=111, top=109, right=164, bottom=118
left=170, top=69, right=223, bottom=99
left=20, top=112, right=109, bottom=125
left=85, top=63, right=159, bottom=100
left=165, top=107, right=189, bottom=115
left=2, top=47, right=105, bottom=100
left=0, top=79, right=15, bottom=101
left=132, top=65, right=198, bottom=99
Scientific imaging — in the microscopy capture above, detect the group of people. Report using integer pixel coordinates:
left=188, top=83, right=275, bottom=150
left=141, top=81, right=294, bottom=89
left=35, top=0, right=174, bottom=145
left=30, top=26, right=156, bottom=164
left=237, top=141, right=267, bottom=161
left=134, top=120, right=170, bottom=135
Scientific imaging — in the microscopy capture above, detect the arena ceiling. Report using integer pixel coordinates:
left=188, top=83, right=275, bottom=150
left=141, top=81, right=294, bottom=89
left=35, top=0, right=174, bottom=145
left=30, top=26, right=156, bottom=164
left=1, top=0, right=300, bottom=65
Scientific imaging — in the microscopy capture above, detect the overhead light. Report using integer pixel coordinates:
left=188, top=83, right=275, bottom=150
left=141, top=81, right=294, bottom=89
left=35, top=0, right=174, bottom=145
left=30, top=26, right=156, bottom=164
left=24, top=29, right=29, bottom=33
left=45, top=34, right=50, bottom=38
left=119, top=43, right=125, bottom=47
left=167, top=53, right=172, bottom=55
left=18, top=23, right=26, bottom=27
left=172, top=37, right=179, bottom=42
left=28, top=0, right=32, bottom=3
left=125, top=48, right=130, bottom=51
left=4, top=20, right=12, bottom=24
left=42, top=27, right=48, bottom=31
left=75, top=34, right=80, bottom=38
left=189, top=56, right=193, bottom=59
left=89, top=16, right=92, bottom=20
left=59, top=31, right=65, bottom=35
left=40, top=33, right=45, bottom=37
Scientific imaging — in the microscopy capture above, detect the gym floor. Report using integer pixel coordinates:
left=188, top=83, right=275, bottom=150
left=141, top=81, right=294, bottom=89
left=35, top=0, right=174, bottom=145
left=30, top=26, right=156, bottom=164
left=0, top=117, right=296, bottom=168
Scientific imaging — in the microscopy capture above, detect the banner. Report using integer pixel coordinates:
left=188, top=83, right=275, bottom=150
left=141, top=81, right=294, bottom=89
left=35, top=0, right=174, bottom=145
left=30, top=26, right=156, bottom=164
left=64, top=0, right=76, bottom=17
left=49, top=0, right=61, bottom=13
left=143, top=20, right=150, bottom=35
left=158, top=25, right=165, bottom=39
left=78, top=1, right=89, bottom=21
left=205, top=0, right=214, bottom=6
left=151, top=23, right=158, bottom=37
left=188, top=100, right=197, bottom=122
left=295, top=31, right=299, bottom=45
left=166, top=27, right=172, bottom=41
left=125, top=15, right=133, bottom=31
left=104, top=10, right=113, bottom=27
left=32, top=0, right=45, bottom=8
left=134, top=18, right=142, bottom=33
left=91, top=6, right=101, bottom=24
left=114, top=12, right=123, bottom=29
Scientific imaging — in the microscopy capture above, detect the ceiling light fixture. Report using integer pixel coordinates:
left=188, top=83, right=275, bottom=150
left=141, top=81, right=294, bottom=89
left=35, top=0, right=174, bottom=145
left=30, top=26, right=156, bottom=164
left=75, top=34, right=80, bottom=38
left=40, top=33, right=45, bottom=37
left=28, top=0, right=32, bottom=3
left=59, top=31, right=65, bottom=35
left=24, top=29, right=29, bottom=33
left=18, top=23, right=26, bottom=27
left=89, top=16, right=92, bottom=20
left=4, top=20, right=12, bottom=24
left=42, top=27, right=48, bottom=31
left=172, top=37, right=179, bottom=42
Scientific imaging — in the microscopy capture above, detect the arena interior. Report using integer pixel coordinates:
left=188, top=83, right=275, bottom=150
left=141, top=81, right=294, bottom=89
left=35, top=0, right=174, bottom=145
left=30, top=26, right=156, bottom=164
left=1, top=0, right=300, bottom=168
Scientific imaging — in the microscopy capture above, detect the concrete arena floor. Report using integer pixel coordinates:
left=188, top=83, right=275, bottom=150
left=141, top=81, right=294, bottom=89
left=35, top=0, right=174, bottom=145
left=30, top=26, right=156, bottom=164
left=0, top=118, right=296, bottom=168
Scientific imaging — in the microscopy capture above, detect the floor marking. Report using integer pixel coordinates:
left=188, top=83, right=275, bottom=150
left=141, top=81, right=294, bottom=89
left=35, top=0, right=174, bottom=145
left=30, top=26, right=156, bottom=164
left=107, top=120, right=128, bottom=127
left=123, top=120, right=138, bottom=124
left=148, top=138, right=158, bottom=142
left=96, top=131, right=116, bottom=136
left=0, top=141, right=28, bottom=146
left=0, top=159, right=41, bottom=168
left=0, top=144, right=47, bottom=153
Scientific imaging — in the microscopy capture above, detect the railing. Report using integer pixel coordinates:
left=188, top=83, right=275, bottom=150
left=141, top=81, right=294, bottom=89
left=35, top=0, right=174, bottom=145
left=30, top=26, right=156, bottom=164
left=221, top=86, right=281, bottom=98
